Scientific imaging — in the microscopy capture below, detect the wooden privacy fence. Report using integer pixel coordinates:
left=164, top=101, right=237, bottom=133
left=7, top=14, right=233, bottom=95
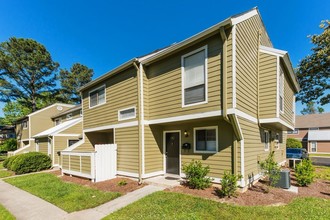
left=61, top=144, right=117, bottom=182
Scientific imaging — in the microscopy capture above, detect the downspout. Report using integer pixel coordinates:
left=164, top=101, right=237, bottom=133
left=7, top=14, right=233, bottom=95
left=220, top=26, right=237, bottom=175
left=133, top=61, right=143, bottom=184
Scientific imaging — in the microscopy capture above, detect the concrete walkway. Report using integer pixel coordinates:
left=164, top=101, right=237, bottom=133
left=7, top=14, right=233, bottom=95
left=0, top=179, right=164, bottom=220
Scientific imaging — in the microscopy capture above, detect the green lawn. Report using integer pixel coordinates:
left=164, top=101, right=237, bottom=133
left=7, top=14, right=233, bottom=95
left=315, top=166, right=330, bottom=181
left=0, top=161, right=14, bottom=178
left=104, top=191, right=330, bottom=220
left=0, top=161, right=4, bottom=169
left=5, top=173, right=121, bottom=212
left=0, top=204, right=15, bottom=220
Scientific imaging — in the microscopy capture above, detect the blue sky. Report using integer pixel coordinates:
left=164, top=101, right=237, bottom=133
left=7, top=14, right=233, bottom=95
left=0, top=0, right=329, bottom=117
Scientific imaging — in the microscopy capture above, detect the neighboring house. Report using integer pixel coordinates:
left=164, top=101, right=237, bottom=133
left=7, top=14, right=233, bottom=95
left=60, top=7, right=299, bottom=188
left=12, top=103, right=75, bottom=155
left=287, top=113, right=330, bottom=153
left=0, top=125, right=16, bottom=144
left=33, top=105, right=83, bottom=166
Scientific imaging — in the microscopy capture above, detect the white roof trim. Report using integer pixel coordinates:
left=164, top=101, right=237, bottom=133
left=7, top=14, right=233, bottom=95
left=33, top=118, right=82, bottom=138
left=259, top=45, right=287, bottom=57
left=231, top=8, right=258, bottom=25
left=28, top=103, right=75, bottom=117
left=308, top=130, right=330, bottom=141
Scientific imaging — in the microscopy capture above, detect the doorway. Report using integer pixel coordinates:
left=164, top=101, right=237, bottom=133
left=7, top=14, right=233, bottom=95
left=164, top=131, right=180, bottom=175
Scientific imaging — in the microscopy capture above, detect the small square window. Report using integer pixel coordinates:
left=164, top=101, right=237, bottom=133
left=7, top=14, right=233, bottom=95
left=194, top=127, right=218, bottom=153
left=55, top=119, right=61, bottom=126
left=68, top=140, right=79, bottom=147
left=89, top=85, right=106, bottom=108
left=264, top=131, right=270, bottom=151
left=118, top=107, right=136, bottom=121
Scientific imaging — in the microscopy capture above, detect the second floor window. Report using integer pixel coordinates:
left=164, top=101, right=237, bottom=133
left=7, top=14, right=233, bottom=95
left=279, top=67, right=284, bottom=113
left=182, top=46, right=207, bottom=106
left=89, top=85, right=106, bottom=108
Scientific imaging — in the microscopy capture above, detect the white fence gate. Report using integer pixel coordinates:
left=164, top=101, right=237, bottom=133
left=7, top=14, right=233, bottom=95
left=95, top=144, right=117, bottom=182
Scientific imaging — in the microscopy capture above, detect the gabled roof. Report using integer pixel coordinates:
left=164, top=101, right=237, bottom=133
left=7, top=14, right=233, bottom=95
left=308, top=130, right=330, bottom=141
left=33, top=118, right=82, bottom=138
left=295, top=113, right=330, bottom=129
left=80, top=7, right=268, bottom=92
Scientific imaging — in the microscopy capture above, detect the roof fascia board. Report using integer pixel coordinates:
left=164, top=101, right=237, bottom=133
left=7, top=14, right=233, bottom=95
left=231, top=8, right=258, bottom=25
left=33, top=118, right=82, bottom=138
left=260, top=45, right=286, bottom=56
left=79, top=58, right=137, bottom=92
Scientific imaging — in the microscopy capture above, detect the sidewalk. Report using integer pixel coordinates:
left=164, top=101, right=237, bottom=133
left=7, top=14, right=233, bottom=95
left=0, top=179, right=164, bottom=220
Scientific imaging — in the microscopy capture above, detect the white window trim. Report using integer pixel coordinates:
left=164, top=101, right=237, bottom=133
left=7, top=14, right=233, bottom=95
left=66, top=113, right=73, bottom=120
left=279, top=67, right=284, bottom=114
left=67, top=139, right=79, bottom=147
left=181, top=45, right=208, bottom=108
left=264, top=131, right=270, bottom=151
left=275, top=133, right=280, bottom=149
left=118, top=106, right=137, bottom=121
left=193, top=126, right=218, bottom=154
left=89, top=84, right=106, bottom=109
left=310, top=141, right=317, bottom=152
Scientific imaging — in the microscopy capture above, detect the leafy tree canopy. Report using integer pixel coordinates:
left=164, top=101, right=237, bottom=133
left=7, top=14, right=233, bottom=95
left=300, top=101, right=324, bottom=115
left=0, top=37, right=59, bottom=112
left=296, top=20, right=330, bottom=106
left=58, top=63, right=93, bottom=104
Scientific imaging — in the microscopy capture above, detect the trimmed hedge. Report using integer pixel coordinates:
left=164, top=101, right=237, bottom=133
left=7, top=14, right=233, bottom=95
left=4, top=152, right=51, bottom=175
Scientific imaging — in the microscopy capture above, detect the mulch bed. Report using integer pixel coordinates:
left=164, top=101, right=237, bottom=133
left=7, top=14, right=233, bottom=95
left=165, top=168, right=330, bottom=206
left=50, top=170, right=146, bottom=195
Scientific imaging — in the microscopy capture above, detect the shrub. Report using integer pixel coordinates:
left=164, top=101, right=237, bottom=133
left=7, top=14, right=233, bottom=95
left=10, top=152, right=52, bottom=174
left=118, top=180, right=127, bottom=186
left=295, top=159, right=315, bottom=186
left=0, top=138, right=17, bottom=152
left=259, top=151, right=281, bottom=186
left=286, top=138, right=302, bottom=148
left=3, top=154, right=20, bottom=170
left=217, top=171, right=242, bottom=198
left=183, top=160, right=212, bottom=189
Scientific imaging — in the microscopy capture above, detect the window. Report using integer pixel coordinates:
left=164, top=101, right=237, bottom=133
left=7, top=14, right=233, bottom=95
left=287, top=128, right=299, bottom=134
left=118, top=107, right=136, bottom=121
left=264, top=131, right=270, bottom=151
left=275, top=133, right=280, bottom=149
left=68, top=140, right=79, bottom=147
left=279, top=67, right=284, bottom=113
left=89, top=85, right=106, bottom=108
left=55, top=119, right=61, bottom=126
left=66, top=113, right=72, bottom=120
left=80, top=110, right=83, bottom=116
left=23, top=121, right=28, bottom=129
left=309, top=127, right=319, bottom=131
left=310, top=141, right=317, bottom=152
left=182, top=46, right=207, bottom=107
left=194, top=126, right=217, bottom=153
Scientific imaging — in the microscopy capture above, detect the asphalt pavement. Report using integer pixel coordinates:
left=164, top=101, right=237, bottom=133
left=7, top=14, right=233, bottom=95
left=311, top=156, right=330, bottom=166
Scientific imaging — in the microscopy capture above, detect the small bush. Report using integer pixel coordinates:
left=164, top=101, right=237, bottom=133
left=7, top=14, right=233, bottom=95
left=118, top=180, right=127, bottom=186
left=3, top=155, right=20, bottom=170
left=10, top=152, right=52, bottom=174
left=0, top=138, right=17, bottom=152
left=259, top=151, right=281, bottom=186
left=218, top=171, right=242, bottom=198
left=286, top=138, right=302, bottom=148
left=183, top=160, right=212, bottom=189
left=295, top=159, right=315, bottom=186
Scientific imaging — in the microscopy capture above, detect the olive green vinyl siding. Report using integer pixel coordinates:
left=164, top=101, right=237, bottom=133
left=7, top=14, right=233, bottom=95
left=143, top=68, right=150, bottom=120
left=115, top=126, right=139, bottom=173
left=144, top=125, right=163, bottom=174
left=72, top=130, right=114, bottom=152
left=38, top=138, right=49, bottom=155
left=235, top=15, right=272, bottom=117
left=82, top=67, right=138, bottom=129
left=61, top=155, right=91, bottom=175
left=280, top=64, right=295, bottom=127
left=259, top=52, right=277, bottom=119
left=16, top=121, right=29, bottom=143
left=60, top=121, right=82, bottom=135
left=146, top=34, right=222, bottom=120
left=54, top=136, right=79, bottom=164
left=30, top=105, right=72, bottom=137
left=226, top=28, right=233, bottom=109
left=271, top=131, right=287, bottom=163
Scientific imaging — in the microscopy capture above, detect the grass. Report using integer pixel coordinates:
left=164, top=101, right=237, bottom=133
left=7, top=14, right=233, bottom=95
left=5, top=173, right=121, bottom=212
left=0, top=204, right=15, bottom=220
left=0, top=161, right=14, bottom=178
left=315, top=166, right=330, bottom=181
left=104, top=191, right=330, bottom=220
left=309, top=153, right=330, bottom=157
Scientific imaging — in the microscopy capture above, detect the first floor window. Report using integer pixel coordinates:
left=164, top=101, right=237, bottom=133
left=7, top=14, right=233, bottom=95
left=89, top=86, right=105, bottom=107
left=68, top=140, right=79, bottom=147
left=194, top=127, right=217, bottom=153
left=264, top=131, right=270, bottom=151
left=310, top=141, right=317, bottom=152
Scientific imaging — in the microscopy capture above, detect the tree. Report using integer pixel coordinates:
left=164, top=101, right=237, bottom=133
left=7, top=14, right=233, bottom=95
left=286, top=138, right=302, bottom=148
left=2, top=101, right=31, bottom=125
left=58, top=63, right=93, bottom=104
left=296, top=20, right=330, bottom=106
left=300, top=101, right=324, bottom=115
left=0, top=37, right=59, bottom=112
